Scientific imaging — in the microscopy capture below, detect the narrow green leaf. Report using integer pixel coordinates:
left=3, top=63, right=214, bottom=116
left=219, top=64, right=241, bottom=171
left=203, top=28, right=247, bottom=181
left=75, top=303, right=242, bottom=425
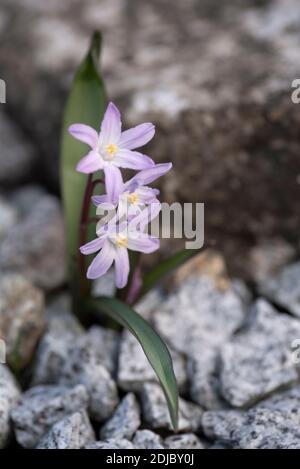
left=141, top=247, right=205, bottom=297
left=60, top=32, right=107, bottom=307
left=89, top=297, right=179, bottom=431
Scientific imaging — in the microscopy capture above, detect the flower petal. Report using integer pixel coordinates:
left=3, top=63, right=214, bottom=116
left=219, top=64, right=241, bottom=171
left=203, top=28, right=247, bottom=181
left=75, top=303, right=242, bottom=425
left=127, top=232, right=160, bottom=254
left=76, top=150, right=103, bottom=174
left=114, top=246, right=130, bottom=288
left=127, top=163, right=172, bottom=188
left=104, top=164, right=124, bottom=204
left=99, top=102, right=122, bottom=146
left=135, top=186, right=159, bottom=204
left=80, top=236, right=105, bottom=255
left=87, top=240, right=115, bottom=279
left=119, top=123, right=155, bottom=150
left=129, top=202, right=161, bottom=231
left=68, top=123, right=98, bottom=149
left=92, top=195, right=108, bottom=206
left=114, top=149, right=154, bottom=170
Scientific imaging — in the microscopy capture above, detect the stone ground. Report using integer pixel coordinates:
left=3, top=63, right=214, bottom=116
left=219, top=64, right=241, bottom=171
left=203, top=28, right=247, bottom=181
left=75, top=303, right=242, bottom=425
left=0, top=213, right=300, bottom=448
left=0, top=0, right=299, bottom=450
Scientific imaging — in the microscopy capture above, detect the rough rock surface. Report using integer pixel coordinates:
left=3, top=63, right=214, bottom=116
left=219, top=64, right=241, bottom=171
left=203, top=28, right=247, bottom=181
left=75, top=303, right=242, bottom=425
left=60, top=336, right=119, bottom=422
left=31, top=299, right=83, bottom=385
left=11, top=384, right=88, bottom=448
left=0, top=195, right=66, bottom=290
left=259, top=261, right=300, bottom=317
left=0, top=111, right=35, bottom=185
left=202, top=387, right=300, bottom=449
left=100, top=393, right=140, bottom=441
left=0, top=274, right=45, bottom=370
left=141, top=383, right=202, bottom=432
left=85, top=325, right=119, bottom=376
left=219, top=299, right=300, bottom=408
left=153, top=277, right=245, bottom=358
left=153, top=276, right=245, bottom=409
left=0, top=365, right=21, bottom=448
left=118, top=329, right=187, bottom=392
left=86, top=439, right=135, bottom=449
left=133, top=430, right=165, bottom=449
left=0, top=197, right=18, bottom=240
left=187, top=346, right=227, bottom=410
left=165, top=434, right=205, bottom=450
left=37, top=411, right=95, bottom=449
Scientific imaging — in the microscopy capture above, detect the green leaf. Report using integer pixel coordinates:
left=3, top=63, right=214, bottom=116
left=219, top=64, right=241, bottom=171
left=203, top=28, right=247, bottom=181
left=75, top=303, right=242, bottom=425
left=141, top=247, right=204, bottom=297
left=89, top=297, right=179, bottom=431
left=60, top=32, right=107, bottom=308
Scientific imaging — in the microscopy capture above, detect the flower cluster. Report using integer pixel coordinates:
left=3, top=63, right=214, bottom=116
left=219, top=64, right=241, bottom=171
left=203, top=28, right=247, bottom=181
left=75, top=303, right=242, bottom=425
left=69, top=102, right=172, bottom=288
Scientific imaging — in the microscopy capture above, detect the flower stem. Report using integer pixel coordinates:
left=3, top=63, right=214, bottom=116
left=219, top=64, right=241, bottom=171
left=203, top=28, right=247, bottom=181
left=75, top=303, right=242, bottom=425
left=79, top=174, right=94, bottom=295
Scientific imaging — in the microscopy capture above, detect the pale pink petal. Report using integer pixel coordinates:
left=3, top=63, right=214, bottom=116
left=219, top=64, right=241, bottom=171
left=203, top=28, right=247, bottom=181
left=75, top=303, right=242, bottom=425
left=127, top=163, right=172, bottom=188
left=104, top=165, right=124, bottom=204
left=92, top=195, right=108, bottom=206
left=76, top=150, right=103, bottom=174
left=68, top=123, right=98, bottom=149
left=99, top=102, right=122, bottom=146
left=135, top=186, right=159, bottom=204
left=87, top=240, right=115, bottom=279
left=127, top=233, right=160, bottom=254
left=114, top=246, right=130, bottom=288
left=114, top=149, right=154, bottom=170
left=129, top=202, right=161, bottom=231
left=119, top=123, right=155, bottom=150
left=80, top=236, right=105, bottom=255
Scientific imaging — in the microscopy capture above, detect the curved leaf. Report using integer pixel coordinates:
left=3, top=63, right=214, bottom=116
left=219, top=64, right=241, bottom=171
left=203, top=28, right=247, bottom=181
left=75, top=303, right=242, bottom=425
left=90, top=296, right=179, bottom=431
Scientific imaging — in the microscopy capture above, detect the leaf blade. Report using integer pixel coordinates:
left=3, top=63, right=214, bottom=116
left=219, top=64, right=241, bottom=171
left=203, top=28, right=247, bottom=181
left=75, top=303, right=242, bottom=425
left=90, top=296, right=179, bottom=431
left=60, top=32, right=107, bottom=305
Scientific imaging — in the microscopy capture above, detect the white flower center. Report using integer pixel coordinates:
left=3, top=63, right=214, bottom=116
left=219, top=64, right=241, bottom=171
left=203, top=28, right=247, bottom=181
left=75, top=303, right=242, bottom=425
left=115, top=234, right=128, bottom=248
left=102, top=143, right=118, bottom=161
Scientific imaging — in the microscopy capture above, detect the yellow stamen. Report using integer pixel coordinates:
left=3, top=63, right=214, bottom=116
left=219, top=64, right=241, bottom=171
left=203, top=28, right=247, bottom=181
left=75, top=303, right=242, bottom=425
left=115, top=235, right=128, bottom=248
left=105, top=143, right=118, bottom=156
left=127, top=193, right=139, bottom=205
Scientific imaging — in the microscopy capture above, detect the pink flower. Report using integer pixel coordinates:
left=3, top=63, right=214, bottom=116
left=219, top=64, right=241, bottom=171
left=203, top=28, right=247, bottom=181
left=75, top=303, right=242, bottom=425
left=80, top=205, right=161, bottom=288
left=69, top=102, right=155, bottom=182
left=92, top=162, right=172, bottom=219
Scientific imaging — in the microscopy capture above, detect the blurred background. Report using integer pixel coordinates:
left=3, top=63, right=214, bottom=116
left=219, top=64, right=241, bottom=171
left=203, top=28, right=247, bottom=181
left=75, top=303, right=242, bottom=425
left=0, top=0, right=299, bottom=283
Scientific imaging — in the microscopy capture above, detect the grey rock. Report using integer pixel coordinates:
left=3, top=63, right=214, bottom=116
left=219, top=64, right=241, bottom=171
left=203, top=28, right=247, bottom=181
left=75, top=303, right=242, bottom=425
left=86, top=439, right=135, bottom=449
left=249, top=238, right=296, bottom=283
left=85, top=325, right=119, bottom=376
left=0, top=365, right=21, bottom=448
left=31, top=297, right=83, bottom=385
left=0, top=274, right=45, bottom=370
left=134, top=289, right=164, bottom=319
left=37, top=411, right=95, bottom=449
left=220, top=341, right=298, bottom=408
left=187, top=345, right=226, bottom=410
left=0, top=111, right=35, bottom=184
left=133, top=430, right=165, bottom=449
left=259, top=261, right=300, bottom=317
left=0, top=195, right=66, bottom=290
left=118, top=329, right=187, bottom=392
left=11, top=185, right=47, bottom=217
left=11, top=384, right=88, bottom=448
left=92, top=269, right=116, bottom=298
left=0, top=197, right=18, bottom=240
left=165, top=434, right=205, bottom=450
left=202, top=387, right=300, bottom=449
left=60, top=337, right=119, bottom=422
left=219, top=299, right=300, bottom=407
left=141, top=383, right=202, bottom=432
left=153, top=277, right=245, bottom=358
left=100, top=393, right=140, bottom=441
